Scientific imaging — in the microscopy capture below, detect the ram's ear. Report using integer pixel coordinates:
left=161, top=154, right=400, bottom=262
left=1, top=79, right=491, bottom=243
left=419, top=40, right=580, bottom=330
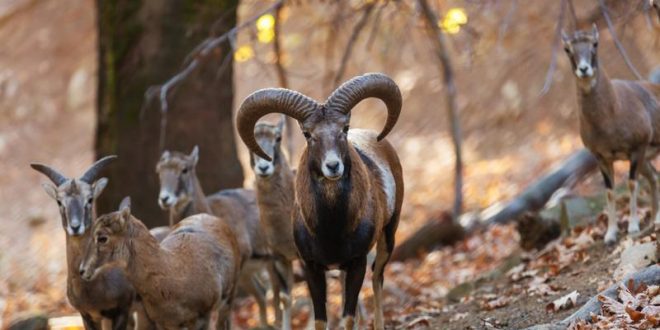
left=189, top=146, right=199, bottom=166
left=561, top=30, right=570, bottom=45
left=591, top=23, right=599, bottom=41
left=41, top=182, right=59, bottom=200
left=92, top=178, right=108, bottom=199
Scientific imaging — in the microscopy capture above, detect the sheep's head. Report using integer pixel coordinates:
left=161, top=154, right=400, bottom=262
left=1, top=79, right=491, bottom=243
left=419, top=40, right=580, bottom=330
left=562, top=25, right=600, bottom=82
left=252, top=118, right=285, bottom=178
left=155, top=147, right=198, bottom=210
left=31, top=156, right=115, bottom=236
left=79, top=197, right=132, bottom=281
left=237, top=73, right=401, bottom=181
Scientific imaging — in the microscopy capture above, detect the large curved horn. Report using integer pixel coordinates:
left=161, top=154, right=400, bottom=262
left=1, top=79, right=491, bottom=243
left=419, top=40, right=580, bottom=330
left=237, top=88, right=319, bottom=161
left=30, top=163, right=68, bottom=186
left=80, top=155, right=117, bottom=183
left=325, top=73, right=402, bottom=141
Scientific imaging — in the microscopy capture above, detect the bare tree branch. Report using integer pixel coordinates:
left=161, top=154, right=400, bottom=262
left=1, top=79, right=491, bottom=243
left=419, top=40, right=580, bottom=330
left=567, top=0, right=578, bottom=29
left=597, top=0, right=644, bottom=80
left=497, top=0, right=518, bottom=50
left=272, top=2, right=297, bottom=159
left=365, top=2, right=386, bottom=51
left=143, top=0, right=284, bottom=151
left=333, top=3, right=375, bottom=86
left=416, top=0, right=464, bottom=221
left=539, top=0, right=567, bottom=96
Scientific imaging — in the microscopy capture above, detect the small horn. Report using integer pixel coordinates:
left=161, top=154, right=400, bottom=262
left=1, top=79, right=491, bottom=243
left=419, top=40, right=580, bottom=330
left=80, top=155, right=117, bottom=183
left=30, top=163, right=68, bottom=186
left=325, top=73, right=402, bottom=141
left=237, top=88, right=319, bottom=161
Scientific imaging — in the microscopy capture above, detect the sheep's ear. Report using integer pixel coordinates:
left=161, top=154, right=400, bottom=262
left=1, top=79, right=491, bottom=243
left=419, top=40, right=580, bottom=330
left=41, top=182, right=58, bottom=200
left=189, top=146, right=199, bottom=166
left=591, top=23, right=599, bottom=40
left=92, top=178, right=108, bottom=199
left=117, top=197, right=130, bottom=228
left=277, top=115, right=286, bottom=133
left=561, top=30, right=570, bottom=44
left=161, top=150, right=170, bottom=160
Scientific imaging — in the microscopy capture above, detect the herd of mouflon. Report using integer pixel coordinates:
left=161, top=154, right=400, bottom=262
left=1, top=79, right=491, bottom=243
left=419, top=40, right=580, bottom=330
left=30, top=24, right=660, bottom=330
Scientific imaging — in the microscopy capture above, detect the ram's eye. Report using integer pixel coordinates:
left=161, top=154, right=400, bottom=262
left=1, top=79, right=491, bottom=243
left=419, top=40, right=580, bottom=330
left=276, top=136, right=282, bottom=142
left=564, top=47, right=570, bottom=53
left=57, top=200, right=62, bottom=207
left=303, top=132, right=311, bottom=139
left=343, top=126, right=349, bottom=133
left=87, top=198, right=93, bottom=205
left=97, top=236, right=108, bottom=244
left=593, top=42, right=598, bottom=48
left=182, top=168, right=189, bottom=174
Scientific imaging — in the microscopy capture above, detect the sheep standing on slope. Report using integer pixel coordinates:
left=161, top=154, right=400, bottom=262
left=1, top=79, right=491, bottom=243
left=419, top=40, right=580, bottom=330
left=562, top=26, right=660, bottom=244
left=237, top=73, right=404, bottom=330
left=250, top=118, right=298, bottom=329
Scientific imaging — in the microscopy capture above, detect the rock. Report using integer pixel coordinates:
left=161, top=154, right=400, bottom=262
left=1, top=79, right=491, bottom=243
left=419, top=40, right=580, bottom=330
left=8, top=314, right=48, bottom=330
left=613, top=242, right=657, bottom=281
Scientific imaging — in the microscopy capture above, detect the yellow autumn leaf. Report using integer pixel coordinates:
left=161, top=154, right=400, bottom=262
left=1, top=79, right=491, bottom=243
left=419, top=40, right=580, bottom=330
left=258, top=29, right=275, bottom=43
left=256, top=14, right=275, bottom=31
left=438, top=7, right=468, bottom=35
left=234, top=45, right=254, bottom=62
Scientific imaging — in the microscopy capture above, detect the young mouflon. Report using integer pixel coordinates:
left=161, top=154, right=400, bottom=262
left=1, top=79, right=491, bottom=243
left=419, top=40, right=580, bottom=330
left=79, top=197, right=241, bottom=330
left=562, top=25, right=660, bottom=244
left=250, top=117, right=299, bottom=329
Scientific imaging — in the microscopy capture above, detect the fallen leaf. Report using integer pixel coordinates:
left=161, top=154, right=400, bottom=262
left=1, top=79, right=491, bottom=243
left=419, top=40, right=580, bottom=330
left=547, top=290, right=579, bottom=312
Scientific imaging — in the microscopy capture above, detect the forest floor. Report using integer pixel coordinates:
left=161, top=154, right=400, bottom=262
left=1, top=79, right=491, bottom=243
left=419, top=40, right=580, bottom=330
left=2, top=0, right=660, bottom=329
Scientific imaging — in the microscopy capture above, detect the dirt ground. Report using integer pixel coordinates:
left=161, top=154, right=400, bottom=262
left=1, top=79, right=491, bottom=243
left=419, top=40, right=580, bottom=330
left=1, top=0, right=659, bottom=329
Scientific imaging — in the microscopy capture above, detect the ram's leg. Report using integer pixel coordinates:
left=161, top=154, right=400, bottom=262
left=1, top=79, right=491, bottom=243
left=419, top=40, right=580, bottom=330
left=81, top=313, right=99, bottom=330
left=628, top=151, right=644, bottom=236
left=303, top=261, right=327, bottom=330
left=281, top=259, right=294, bottom=330
left=267, top=260, right=283, bottom=327
left=372, top=217, right=397, bottom=330
left=341, top=257, right=367, bottom=330
left=600, top=160, right=618, bottom=245
left=238, top=264, right=268, bottom=328
left=641, top=161, right=659, bottom=226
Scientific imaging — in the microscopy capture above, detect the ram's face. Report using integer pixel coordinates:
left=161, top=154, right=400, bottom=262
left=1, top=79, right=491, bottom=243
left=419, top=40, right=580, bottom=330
left=41, top=178, right=107, bottom=236
left=301, top=110, right=350, bottom=181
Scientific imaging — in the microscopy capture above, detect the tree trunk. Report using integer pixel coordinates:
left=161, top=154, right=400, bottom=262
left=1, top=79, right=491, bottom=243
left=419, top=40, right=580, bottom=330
left=96, top=0, right=242, bottom=227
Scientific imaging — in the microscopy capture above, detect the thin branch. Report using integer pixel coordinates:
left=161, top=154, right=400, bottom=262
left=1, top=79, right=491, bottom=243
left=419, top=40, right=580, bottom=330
left=273, top=2, right=288, bottom=89
left=567, top=0, right=578, bottom=30
left=365, top=2, right=386, bottom=51
left=272, top=2, right=297, bottom=159
left=333, top=3, right=375, bottom=86
left=417, top=0, right=464, bottom=221
left=597, top=0, right=644, bottom=80
left=143, top=0, right=284, bottom=151
left=497, top=0, right=518, bottom=50
left=539, top=0, right=567, bottom=96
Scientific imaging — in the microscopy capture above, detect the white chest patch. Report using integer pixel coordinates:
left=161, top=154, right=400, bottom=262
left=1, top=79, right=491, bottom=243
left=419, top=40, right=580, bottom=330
left=349, top=131, right=396, bottom=217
